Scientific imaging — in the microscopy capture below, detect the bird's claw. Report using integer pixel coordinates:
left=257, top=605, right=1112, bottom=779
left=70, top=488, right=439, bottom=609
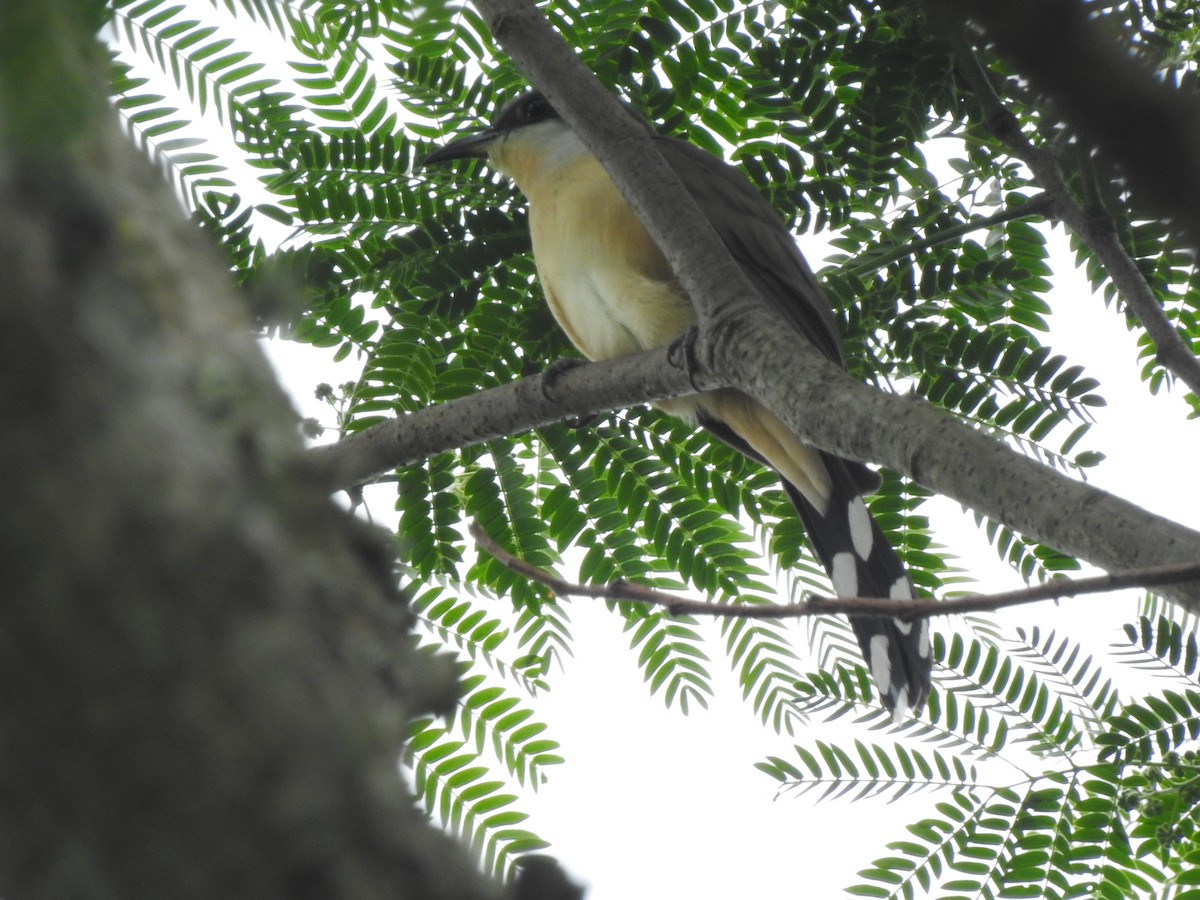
left=541, top=357, right=601, bottom=429
left=667, top=325, right=705, bottom=391
left=540, top=356, right=587, bottom=401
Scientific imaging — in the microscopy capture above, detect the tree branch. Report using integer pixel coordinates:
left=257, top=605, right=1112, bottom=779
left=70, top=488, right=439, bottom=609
left=315, top=328, right=1200, bottom=614
left=925, top=0, right=1200, bottom=397
left=310, top=342, right=716, bottom=490
left=844, top=193, right=1053, bottom=277
left=459, top=0, right=1200, bottom=611
left=471, top=521, right=1200, bottom=621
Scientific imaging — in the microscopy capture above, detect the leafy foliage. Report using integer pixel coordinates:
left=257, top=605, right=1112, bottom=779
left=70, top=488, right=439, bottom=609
left=105, top=0, right=1200, bottom=893
left=759, top=618, right=1200, bottom=898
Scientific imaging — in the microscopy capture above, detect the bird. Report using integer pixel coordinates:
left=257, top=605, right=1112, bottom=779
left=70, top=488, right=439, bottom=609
left=424, top=89, right=932, bottom=718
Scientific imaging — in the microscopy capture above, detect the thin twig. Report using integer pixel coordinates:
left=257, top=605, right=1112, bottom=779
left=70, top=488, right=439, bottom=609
left=844, top=194, right=1053, bottom=277
left=470, top=520, right=1200, bottom=621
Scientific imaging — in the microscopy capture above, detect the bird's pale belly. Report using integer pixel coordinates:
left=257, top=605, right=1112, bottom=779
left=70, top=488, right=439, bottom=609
left=537, top=259, right=694, bottom=362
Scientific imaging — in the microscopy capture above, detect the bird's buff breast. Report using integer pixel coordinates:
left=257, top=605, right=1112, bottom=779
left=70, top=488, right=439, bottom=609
left=525, top=157, right=694, bottom=362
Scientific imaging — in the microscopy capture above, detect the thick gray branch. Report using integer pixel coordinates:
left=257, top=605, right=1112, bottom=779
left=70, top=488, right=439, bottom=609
left=725, top=307, right=1200, bottom=609
left=464, top=0, right=1200, bottom=610
left=312, top=345, right=715, bottom=489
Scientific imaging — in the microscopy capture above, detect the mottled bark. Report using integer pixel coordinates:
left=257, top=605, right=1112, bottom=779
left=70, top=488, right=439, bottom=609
left=0, top=5, right=500, bottom=898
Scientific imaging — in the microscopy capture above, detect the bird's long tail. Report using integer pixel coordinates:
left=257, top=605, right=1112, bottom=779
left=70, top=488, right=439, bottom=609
left=693, top=397, right=932, bottom=717
left=783, top=453, right=932, bottom=718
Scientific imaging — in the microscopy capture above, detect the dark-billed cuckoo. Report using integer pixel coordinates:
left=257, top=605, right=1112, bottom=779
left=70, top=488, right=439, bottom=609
left=425, top=91, right=932, bottom=718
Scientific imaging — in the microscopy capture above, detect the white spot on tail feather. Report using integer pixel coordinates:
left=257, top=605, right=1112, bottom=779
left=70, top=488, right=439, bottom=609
left=830, top=552, right=858, bottom=598
left=870, top=634, right=892, bottom=700
left=918, top=622, right=931, bottom=659
left=848, top=497, right=873, bottom=560
left=893, top=615, right=913, bottom=635
left=891, top=685, right=910, bottom=724
left=890, top=576, right=913, bottom=600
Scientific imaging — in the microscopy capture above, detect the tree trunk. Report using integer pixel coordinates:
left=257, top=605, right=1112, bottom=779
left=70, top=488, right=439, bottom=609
left=0, top=6, right=498, bottom=898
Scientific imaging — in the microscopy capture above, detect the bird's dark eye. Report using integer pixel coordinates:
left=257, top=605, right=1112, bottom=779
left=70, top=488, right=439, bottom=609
left=492, top=92, right=558, bottom=131
left=523, top=97, right=550, bottom=122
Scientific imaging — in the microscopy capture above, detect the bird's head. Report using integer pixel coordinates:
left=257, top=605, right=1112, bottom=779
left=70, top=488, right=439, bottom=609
left=423, top=90, right=575, bottom=190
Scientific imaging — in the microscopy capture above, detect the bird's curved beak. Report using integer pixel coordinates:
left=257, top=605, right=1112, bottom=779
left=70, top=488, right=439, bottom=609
left=422, top=129, right=500, bottom=166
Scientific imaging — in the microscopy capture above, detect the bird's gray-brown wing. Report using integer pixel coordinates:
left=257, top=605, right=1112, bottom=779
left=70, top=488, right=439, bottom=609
left=653, top=133, right=878, bottom=497
left=652, top=135, right=845, bottom=367
left=651, top=133, right=932, bottom=716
